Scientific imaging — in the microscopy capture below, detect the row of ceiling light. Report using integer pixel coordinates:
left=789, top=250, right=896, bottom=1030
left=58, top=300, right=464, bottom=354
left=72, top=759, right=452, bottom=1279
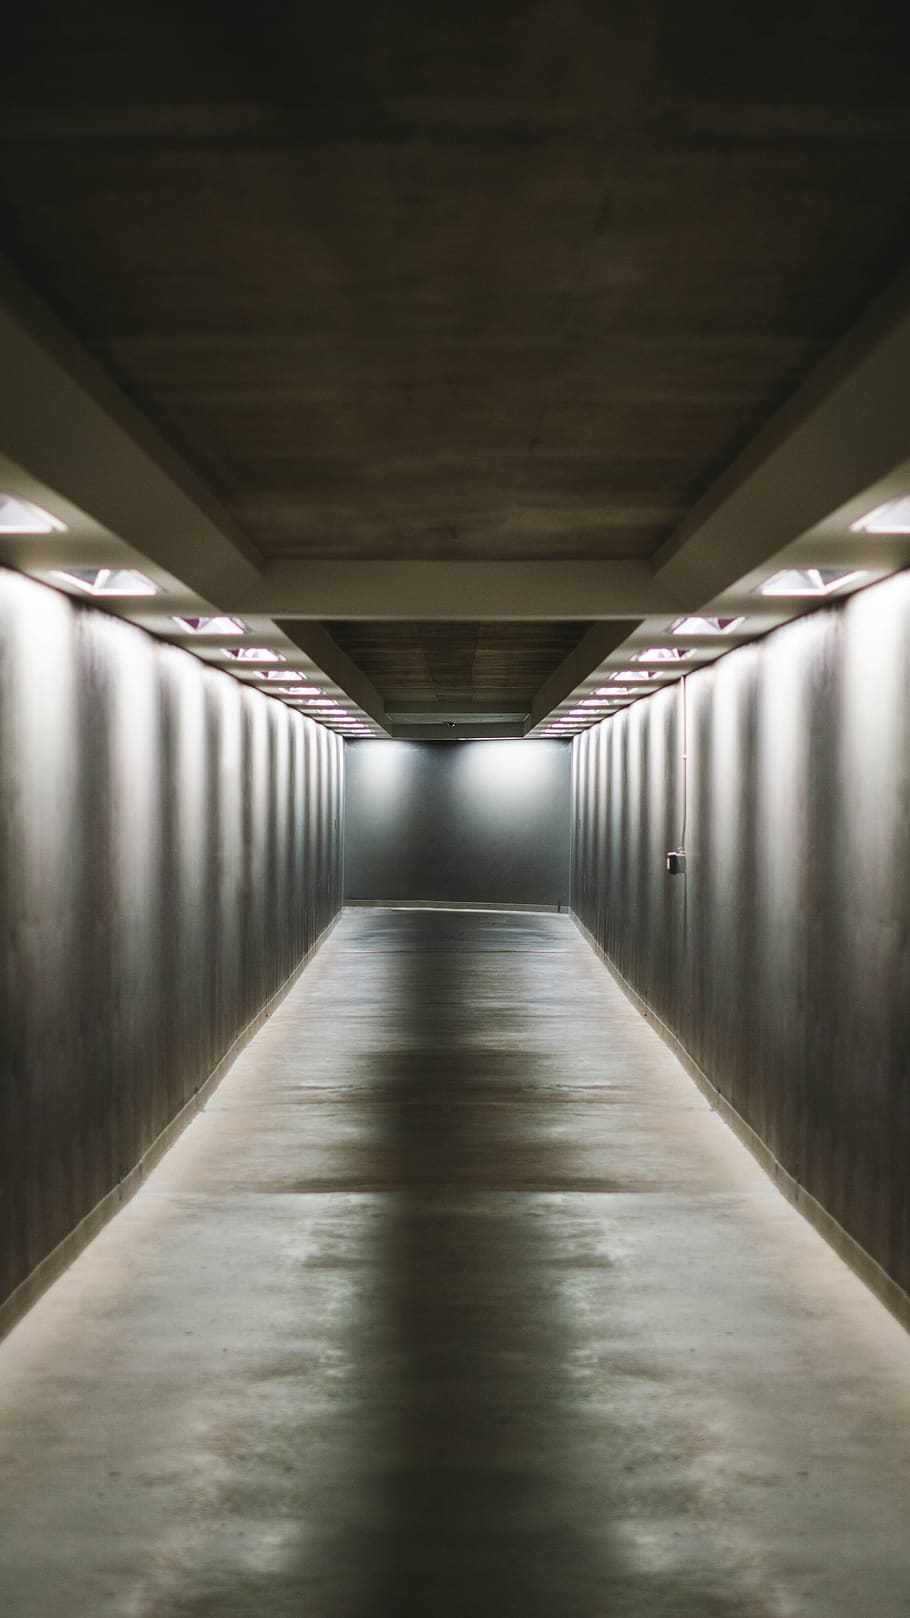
left=7, top=488, right=908, bottom=746
left=0, top=495, right=375, bottom=736
left=537, top=519, right=910, bottom=738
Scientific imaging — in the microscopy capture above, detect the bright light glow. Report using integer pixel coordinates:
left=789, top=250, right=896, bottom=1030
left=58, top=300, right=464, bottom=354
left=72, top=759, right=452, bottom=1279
left=851, top=495, right=910, bottom=533
left=0, top=493, right=67, bottom=533
left=614, top=669, right=653, bottom=680
left=224, top=647, right=284, bottom=663
left=635, top=647, right=691, bottom=662
left=276, top=685, right=323, bottom=696
left=671, top=616, right=744, bottom=636
left=261, top=668, right=303, bottom=681
left=172, top=615, right=246, bottom=635
left=595, top=686, right=632, bottom=697
left=53, top=567, right=157, bottom=597
left=307, top=698, right=338, bottom=708
left=581, top=698, right=613, bottom=707
left=760, top=567, right=866, bottom=597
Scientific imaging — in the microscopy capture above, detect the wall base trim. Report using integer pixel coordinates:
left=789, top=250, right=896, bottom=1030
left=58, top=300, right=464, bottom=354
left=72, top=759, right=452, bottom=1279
left=0, top=913, right=341, bottom=1345
left=572, top=912, right=910, bottom=1336
left=345, top=899, right=565, bottom=913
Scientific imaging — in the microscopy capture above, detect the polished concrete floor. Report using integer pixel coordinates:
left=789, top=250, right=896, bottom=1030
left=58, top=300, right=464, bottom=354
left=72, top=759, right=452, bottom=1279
left=2, top=908, right=910, bottom=1617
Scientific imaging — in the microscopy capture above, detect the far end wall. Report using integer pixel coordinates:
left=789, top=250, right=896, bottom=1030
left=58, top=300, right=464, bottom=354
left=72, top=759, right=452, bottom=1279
left=344, top=739, right=571, bottom=908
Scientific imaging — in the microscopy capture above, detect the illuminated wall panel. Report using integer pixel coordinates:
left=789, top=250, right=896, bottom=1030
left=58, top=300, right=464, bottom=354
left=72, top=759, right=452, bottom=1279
left=345, top=739, right=571, bottom=908
left=0, top=567, right=344, bottom=1313
left=571, top=568, right=910, bottom=1300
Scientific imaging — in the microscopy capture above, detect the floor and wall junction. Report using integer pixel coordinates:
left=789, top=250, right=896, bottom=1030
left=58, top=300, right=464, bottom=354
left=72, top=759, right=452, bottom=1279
left=1, top=908, right=909, bottom=1617
left=571, top=569, right=910, bottom=1311
left=0, top=566, right=344, bottom=1323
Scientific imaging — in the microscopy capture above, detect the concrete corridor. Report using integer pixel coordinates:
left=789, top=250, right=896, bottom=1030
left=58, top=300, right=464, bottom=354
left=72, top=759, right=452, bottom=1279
left=1, top=908, right=910, bottom=1618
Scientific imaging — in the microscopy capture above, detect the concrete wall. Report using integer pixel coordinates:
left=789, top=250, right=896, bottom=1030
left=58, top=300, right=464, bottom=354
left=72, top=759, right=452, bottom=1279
left=571, top=569, right=910, bottom=1304
left=0, top=566, right=344, bottom=1316
left=345, top=739, right=571, bottom=908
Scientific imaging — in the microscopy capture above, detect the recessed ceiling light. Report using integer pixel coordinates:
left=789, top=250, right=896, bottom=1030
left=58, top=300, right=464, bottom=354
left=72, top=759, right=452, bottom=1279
left=224, top=647, right=284, bottom=663
left=274, top=685, right=323, bottom=696
left=307, top=697, right=338, bottom=707
left=595, top=686, right=633, bottom=697
left=0, top=494, right=67, bottom=533
left=760, top=568, right=866, bottom=597
left=635, top=647, right=691, bottom=662
left=851, top=495, right=910, bottom=534
left=173, top=615, right=246, bottom=635
left=671, top=616, right=744, bottom=636
left=260, top=668, right=302, bottom=681
left=613, top=669, right=653, bottom=681
left=53, top=567, right=157, bottom=597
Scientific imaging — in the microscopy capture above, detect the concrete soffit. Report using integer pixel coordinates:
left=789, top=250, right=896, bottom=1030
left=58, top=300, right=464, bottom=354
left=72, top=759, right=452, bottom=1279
left=3, top=253, right=910, bottom=735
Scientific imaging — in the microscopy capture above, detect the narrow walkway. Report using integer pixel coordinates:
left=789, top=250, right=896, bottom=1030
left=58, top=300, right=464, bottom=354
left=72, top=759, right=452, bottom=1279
left=2, top=909, right=910, bottom=1617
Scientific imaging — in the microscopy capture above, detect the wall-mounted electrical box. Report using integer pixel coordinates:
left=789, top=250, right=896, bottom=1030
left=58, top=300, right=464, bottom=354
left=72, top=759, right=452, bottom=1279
left=666, top=849, right=687, bottom=876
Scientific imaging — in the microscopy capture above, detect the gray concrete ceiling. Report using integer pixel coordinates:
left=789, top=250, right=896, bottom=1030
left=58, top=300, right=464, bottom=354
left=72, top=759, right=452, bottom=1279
left=2, top=3, right=910, bottom=734
left=322, top=622, right=590, bottom=710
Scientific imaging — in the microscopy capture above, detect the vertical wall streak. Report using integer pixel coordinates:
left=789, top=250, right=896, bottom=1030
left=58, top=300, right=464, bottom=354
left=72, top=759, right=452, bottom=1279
left=571, top=569, right=910, bottom=1299
left=0, top=567, right=344, bottom=1312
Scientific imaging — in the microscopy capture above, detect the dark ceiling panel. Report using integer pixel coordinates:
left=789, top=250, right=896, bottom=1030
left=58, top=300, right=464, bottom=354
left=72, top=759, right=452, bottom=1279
left=2, top=3, right=910, bottom=566
left=322, top=622, right=592, bottom=707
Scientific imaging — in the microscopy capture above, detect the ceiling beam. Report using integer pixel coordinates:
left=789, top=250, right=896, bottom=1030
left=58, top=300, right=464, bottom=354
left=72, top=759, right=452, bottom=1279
left=525, top=621, right=641, bottom=731
left=0, top=257, right=263, bottom=606
left=274, top=621, right=388, bottom=729
left=232, top=560, right=682, bottom=620
left=653, top=268, right=910, bottom=606
left=386, top=721, right=528, bottom=740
